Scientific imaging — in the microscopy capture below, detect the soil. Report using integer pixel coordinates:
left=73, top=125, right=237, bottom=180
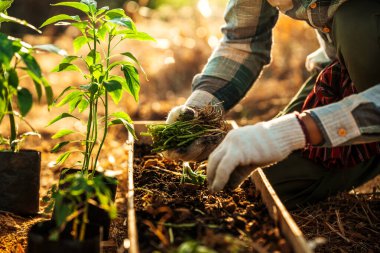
left=0, top=131, right=379, bottom=253
left=132, top=143, right=291, bottom=253
left=292, top=192, right=380, bottom=253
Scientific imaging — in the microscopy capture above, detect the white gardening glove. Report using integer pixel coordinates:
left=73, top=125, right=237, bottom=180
left=162, top=90, right=224, bottom=162
left=207, top=113, right=306, bottom=192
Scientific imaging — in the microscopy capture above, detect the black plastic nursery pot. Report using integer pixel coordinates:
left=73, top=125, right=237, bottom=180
left=0, top=150, right=41, bottom=215
left=53, top=168, right=118, bottom=240
left=27, top=220, right=101, bottom=253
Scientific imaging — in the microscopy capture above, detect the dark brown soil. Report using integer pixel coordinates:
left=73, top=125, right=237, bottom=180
left=292, top=191, right=380, bottom=253
left=132, top=144, right=291, bottom=253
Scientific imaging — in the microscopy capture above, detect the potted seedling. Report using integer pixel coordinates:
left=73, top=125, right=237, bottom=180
left=27, top=0, right=154, bottom=251
left=0, top=0, right=63, bottom=215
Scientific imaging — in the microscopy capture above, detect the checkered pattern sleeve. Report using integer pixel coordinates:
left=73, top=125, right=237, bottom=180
left=192, top=0, right=279, bottom=111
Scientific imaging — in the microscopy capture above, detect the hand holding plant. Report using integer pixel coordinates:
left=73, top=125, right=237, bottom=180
left=143, top=105, right=228, bottom=162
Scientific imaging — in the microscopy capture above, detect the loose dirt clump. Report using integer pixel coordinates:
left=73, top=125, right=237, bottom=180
left=132, top=144, right=291, bottom=253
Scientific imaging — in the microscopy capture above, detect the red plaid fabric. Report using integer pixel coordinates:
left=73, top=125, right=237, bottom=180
left=301, top=61, right=380, bottom=169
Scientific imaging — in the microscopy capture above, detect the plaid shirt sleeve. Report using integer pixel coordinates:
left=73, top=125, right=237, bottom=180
left=308, top=84, right=380, bottom=147
left=192, top=0, right=279, bottom=111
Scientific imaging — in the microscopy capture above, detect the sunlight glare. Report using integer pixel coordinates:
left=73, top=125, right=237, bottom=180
left=208, top=35, right=219, bottom=48
left=197, top=0, right=212, bottom=18
left=154, top=38, right=171, bottom=49
left=164, top=56, right=175, bottom=64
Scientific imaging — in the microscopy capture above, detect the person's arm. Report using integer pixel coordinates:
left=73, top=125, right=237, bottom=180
left=207, top=84, right=380, bottom=191
left=305, top=83, right=380, bottom=147
left=191, top=0, right=279, bottom=111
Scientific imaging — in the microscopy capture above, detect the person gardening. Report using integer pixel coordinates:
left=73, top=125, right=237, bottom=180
left=164, top=0, right=380, bottom=209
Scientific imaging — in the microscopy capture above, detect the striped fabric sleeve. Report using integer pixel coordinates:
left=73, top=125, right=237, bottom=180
left=192, top=0, right=279, bottom=111
left=308, top=84, right=380, bottom=147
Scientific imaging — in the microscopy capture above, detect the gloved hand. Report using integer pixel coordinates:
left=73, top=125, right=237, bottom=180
left=162, top=90, right=223, bottom=162
left=207, top=113, right=306, bottom=192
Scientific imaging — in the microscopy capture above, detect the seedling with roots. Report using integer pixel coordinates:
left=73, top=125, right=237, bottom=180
left=143, top=105, right=227, bottom=153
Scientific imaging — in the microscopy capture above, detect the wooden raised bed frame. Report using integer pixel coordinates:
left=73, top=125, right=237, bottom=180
left=125, top=121, right=313, bottom=253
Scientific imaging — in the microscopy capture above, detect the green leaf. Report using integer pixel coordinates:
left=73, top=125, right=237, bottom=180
left=42, top=78, right=54, bottom=106
left=62, top=55, right=80, bottom=63
left=71, top=21, right=88, bottom=34
left=47, top=113, right=80, bottom=126
left=121, top=52, right=147, bottom=78
left=122, top=64, right=140, bottom=102
left=105, top=79, right=122, bottom=104
left=121, top=31, right=156, bottom=42
left=52, top=62, right=81, bottom=72
left=68, top=93, right=82, bottom=113
left=57, top=90, right=83, bottom=107
left=54, top=86, right=75, bottom=103
left=52, top=2, right=90, bottom=14
left=107, top=60, right=128, bottom=72
left=33, top=44, right=68, bottom=56
left=96, top=24, right=108, bottom=41
left=105, top=8, right=126, bottom=19
left=111, top=111, right=132, bottom=123
left=96, top=6, right=109, bottom=16
left=17, top=87, right=33, bottom=116
left=52, top=129, right=76, bottom=139
left=0, top=33, right=15, bottom=65
left=8, top=68, right=19, bottom=89
left=107, top=17, right=135, bottom=31
left=78, top=99, right=89, bottom=112
left=32, top=80, right=42, bottom=101
left=51, top=141, right=70, bottom=153
left=20, top=52, right=42, bottom=78
left=40, top=14, right=80, bottom=28
left=80, top=0, right=97, bottom=13
left=55, top=151, right=71, bottom=165
left=0, top=0, right=13, bottom=13
left=89, top=64, right=103, bottom=81
left=0, top=13, right=41, bottom=33
left=73, top=36, right=88, bottom=52
left=109, top=118, right=136, bottom=139
left=80, top=82, right=98, bottom=96
left=85, top=49, right=101, bottom=66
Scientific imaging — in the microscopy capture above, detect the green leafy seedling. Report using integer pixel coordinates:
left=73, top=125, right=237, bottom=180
left=44, top=0, right=155, bottom=173
left=0, top=0, right=65, bottom=152
left=42, top=0, right=155, bottom=241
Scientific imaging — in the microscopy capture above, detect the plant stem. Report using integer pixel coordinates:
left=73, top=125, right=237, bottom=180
left=79, top=202, right=89, bottom=241
left=94, top=34, right=112, bottom=171
left=7, top=101, right=16, bottom=152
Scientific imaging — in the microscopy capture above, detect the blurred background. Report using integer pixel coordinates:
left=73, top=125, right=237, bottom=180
left=1, top=0, right=319, bottom=132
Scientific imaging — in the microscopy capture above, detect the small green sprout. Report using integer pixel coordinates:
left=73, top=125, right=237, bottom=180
left=180, top=162, right=206, bottom=185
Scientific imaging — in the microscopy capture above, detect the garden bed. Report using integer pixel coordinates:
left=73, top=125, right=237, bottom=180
left=126, top=121, right=312, bottom=253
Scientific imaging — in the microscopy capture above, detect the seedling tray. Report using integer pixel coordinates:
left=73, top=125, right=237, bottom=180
left=125, top=121, right=312, bottom=253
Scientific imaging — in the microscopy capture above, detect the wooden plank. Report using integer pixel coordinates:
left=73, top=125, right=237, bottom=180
left=126, top=130, right=139, bottom=253
left=252, top=169, right=313, bottom=253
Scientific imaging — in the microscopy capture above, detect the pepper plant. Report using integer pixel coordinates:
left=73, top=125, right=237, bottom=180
left=41, top=0, right=154, bottom=241
left=0, top=0, right=62, bottom=152
left=43, top=0, right=155, bottom=173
